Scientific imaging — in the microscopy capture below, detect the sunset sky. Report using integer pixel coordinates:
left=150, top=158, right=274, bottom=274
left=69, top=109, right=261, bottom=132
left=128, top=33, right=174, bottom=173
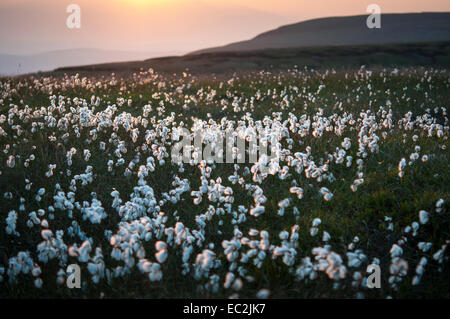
left=1, top=0, right=450, bottom=55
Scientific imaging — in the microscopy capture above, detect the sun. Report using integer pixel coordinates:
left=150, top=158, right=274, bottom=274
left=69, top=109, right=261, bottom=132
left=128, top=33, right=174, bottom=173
left=123, top=0, right=170, bottom=5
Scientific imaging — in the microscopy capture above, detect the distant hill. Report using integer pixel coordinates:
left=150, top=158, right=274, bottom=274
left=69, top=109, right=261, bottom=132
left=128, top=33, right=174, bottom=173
left=47, top=41, right=450, bottom=77
left=190, top=13, right=450, bottom=55
left=0, top=49, right=181, bottom=76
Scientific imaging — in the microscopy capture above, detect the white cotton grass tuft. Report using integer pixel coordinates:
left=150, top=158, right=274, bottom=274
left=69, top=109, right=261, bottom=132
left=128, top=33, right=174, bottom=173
left=390, top=244, right=403, bottom=258
left=41, top=229, right=53, bottom=240
left=435, top=199, right=444, bottom=213
left=155, top=241, right=168, bottom=263
left=419, top=210, right=429, bottom=224
left=7, top=155, right=15, bottom=168
left=155, top=249, right=168, bottom=264
left=312, top=218, right=322, bottom=227
left=34, top=278, right=43, bottom=288
left=250, top=205, right=265, bottom=217
left=256, top=288, right=270, bottom=299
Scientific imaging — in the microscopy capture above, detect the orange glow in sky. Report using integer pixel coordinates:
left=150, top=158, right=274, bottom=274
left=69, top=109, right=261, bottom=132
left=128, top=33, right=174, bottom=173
left=0, top=0, right=449, bottom=55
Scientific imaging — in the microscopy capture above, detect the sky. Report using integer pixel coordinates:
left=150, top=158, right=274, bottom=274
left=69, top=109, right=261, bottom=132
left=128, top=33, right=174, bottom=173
left=0, top=0, right=450, bottom=55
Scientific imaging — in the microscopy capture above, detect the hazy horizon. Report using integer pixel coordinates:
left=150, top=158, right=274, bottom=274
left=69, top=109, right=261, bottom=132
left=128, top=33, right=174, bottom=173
left=1, top=0, right=450, bottom=55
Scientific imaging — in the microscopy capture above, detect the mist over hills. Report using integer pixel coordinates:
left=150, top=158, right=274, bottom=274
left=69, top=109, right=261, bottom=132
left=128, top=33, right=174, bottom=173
left=0, top=49, right=180, bottom=76
left=190, top=12, right=450, bottom=54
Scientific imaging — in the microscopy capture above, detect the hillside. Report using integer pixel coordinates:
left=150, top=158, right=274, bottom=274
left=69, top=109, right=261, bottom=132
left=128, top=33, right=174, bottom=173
left=48, top=41, right=450, bottom=77
left=190, top=13, right=450, bottom=55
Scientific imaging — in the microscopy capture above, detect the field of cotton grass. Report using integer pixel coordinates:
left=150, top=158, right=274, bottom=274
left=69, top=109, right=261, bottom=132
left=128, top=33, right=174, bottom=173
left=0, top=66, right=448, bottom=299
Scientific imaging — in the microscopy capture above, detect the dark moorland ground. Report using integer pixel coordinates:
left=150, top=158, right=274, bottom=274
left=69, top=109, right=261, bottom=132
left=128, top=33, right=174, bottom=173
left=43, top=41, right=450, bottom=78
